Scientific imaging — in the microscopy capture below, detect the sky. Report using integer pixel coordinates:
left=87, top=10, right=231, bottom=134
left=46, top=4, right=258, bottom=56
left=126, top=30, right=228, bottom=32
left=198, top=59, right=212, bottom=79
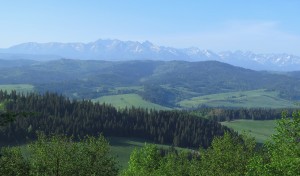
left=1, top=0, right=300, bottom=55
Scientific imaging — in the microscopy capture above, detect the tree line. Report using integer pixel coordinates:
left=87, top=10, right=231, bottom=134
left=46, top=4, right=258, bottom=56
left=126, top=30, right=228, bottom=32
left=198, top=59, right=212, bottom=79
left=189, top=107, right=298, bottom=121
left=1, top=110, right=299, bottom=175
left=122, top=111, right=300, bottom=175
left=1, top=89, right=299, bottom=175
left=0, top=90, right=233, bottom=148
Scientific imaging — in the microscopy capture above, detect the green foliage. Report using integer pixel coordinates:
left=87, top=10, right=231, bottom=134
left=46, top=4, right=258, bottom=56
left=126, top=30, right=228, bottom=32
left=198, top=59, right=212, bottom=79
left=0, top=112, right=15, bottom=126
left=108, top=137, right=191, bottom=169
left=0, top=147, right=29, bottom=175
left=0, top=111, right=34, bottom=127
left=192, top=133, right=256, bottom=176
left=123, top=133, right=256, bottom=176
left=157, top=151, right=191, bottom=176
left=2, top=109, right=299, bottom=175
left=247, top=111, right=300, bottom=176
left=123, top=144, right=162, bottom=176
left=123, top=111, right=300, bottom=175
left=0, top=133, right=119, bottom=176
left=0, top=91, right=229, bottom=148
left=28, top=133, right=118, bottom=176
left=0, top=91, right=35, bottom=127
left=122, top=144, right=191, bottom=176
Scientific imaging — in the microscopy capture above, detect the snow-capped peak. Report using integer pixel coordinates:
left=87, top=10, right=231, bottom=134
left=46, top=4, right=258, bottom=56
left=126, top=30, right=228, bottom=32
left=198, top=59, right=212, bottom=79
left=2, top=39, right=300, bottom=71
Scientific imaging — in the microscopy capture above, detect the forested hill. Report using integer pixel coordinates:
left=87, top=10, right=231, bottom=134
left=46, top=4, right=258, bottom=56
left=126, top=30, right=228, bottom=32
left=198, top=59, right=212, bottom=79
left=1, top=59, right=300, bottom=107
left=0, top=91, right=233, bottom=148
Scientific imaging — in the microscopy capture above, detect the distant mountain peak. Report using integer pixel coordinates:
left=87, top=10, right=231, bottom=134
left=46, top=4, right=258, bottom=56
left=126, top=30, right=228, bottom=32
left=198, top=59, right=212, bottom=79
left=142, top=40, right=153, bottom=46
left=1, top=39, right=300, bottom=71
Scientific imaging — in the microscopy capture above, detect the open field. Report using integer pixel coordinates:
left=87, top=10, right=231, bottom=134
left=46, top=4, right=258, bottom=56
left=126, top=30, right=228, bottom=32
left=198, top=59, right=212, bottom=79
left=0, top=84, right=35, bottom=93
left=109, top=137, right=161, bottom=169
left=0, top=137, right=186, bottom=170
left=221, top=119, right=277, bottom=143
left=113, top=86, right=143, bottom=92
left=92, top=93, right=170, bottom=110
left=12, top=138, right=147, bottom=169
left=0, top=102, right=4, bottom=111
left=179, top=89, right=298, bottom=108
left=108, top=137, right=190, bottom=169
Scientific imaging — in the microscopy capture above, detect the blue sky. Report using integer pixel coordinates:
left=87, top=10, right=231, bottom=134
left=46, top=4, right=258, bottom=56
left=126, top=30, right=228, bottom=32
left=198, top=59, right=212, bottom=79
left=1, top=0, right=300, bottom=54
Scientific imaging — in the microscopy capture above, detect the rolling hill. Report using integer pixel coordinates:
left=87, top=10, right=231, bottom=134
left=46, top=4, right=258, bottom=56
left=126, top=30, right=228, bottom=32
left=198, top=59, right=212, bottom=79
left=0, top=59, right=300, bottom=108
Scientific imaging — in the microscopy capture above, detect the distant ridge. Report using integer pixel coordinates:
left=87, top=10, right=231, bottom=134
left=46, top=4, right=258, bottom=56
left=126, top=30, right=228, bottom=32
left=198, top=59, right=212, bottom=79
left=0, top=59, right=299, bottom=107
left=1, top=39, right=300, bottom=71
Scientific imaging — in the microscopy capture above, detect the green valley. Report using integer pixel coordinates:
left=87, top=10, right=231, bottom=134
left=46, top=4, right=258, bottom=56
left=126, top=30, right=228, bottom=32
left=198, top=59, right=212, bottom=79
left=92, top=93, right=170, bottom=110
left=221, top=119, right=277, bottom=143
left=1, top=59, right=300, bottom=109
left=0, top=84, right=34, bottom=93
left=179, top=89, right=298, bottom=108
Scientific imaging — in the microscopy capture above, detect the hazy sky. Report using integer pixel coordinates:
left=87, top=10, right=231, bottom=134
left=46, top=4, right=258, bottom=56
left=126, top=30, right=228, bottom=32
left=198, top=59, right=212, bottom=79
left=1, top=0, right=300, bottom=54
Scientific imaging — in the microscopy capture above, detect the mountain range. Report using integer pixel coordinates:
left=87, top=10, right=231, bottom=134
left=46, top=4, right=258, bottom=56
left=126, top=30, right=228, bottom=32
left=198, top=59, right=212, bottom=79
left=1, top=39, right=300, bottom=71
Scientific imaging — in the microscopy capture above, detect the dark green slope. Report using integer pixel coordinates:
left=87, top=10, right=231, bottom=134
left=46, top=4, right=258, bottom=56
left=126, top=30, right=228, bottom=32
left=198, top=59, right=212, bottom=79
left=149, top=61, right=298, bottom=92
left=147, top=61, right=263, bottom=92
left=0, top=91, right=231, bottom=149
left=0, top=59, right=300, bottom=106
left=141, top=61, right=300, bottom=105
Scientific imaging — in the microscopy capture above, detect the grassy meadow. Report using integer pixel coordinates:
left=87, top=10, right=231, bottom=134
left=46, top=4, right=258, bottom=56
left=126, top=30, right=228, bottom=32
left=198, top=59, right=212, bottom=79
left=221, top=119, right=277, bottom=143
left=179, top=89, right=297, bottom=108
left=0, top=84, right=34, bottom=93
left=92, top=93, right=170, bottom=110
left=3, top=137, right=185, bottom=170
left=0, top=102, right=4, bottom=111
left=109, top=137, right=165, bottom=169
left=108, top=137, right=191, bottom=169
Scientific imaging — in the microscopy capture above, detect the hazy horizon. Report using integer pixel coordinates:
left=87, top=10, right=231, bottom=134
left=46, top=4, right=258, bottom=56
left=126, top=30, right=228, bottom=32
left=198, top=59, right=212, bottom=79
left=1, top=0, right=300, bottom=55
left=1, top=38, right=300, bottom=57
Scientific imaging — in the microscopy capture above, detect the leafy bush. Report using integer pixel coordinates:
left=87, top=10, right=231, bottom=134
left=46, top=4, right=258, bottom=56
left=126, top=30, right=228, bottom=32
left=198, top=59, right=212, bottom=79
left=0, top=133, right=119, bottom=176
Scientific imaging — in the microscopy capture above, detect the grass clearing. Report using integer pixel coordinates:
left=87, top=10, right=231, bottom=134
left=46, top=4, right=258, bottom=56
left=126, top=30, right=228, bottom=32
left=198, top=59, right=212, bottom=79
left=113, top=86, right=143, bottom=91
left=178, top=89, right=297, bottom=108
left=221, top=119, right=277, bottom=143
left=0, top=84, right=34, bottom=93
left=1, top=137, right=186, bottom=170
left=0, top=102, right=4, bottom=111
left=108, top=137, right=190, bottom=169
left=108, top=137, right=151, bottom=169
left=92, top=93, right=170, bottom=110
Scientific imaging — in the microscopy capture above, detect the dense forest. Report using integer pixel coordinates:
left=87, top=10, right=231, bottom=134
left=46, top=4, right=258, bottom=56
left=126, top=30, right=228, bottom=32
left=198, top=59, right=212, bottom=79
left=189, top=107, right=298, bottom=121
left=122, top=111, right=300, bottom=176
left=1, top=90, right=299, bottom=175
left=1, top=110, right=299, bottom=175
left=0, top=90, right=231, bottom=148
